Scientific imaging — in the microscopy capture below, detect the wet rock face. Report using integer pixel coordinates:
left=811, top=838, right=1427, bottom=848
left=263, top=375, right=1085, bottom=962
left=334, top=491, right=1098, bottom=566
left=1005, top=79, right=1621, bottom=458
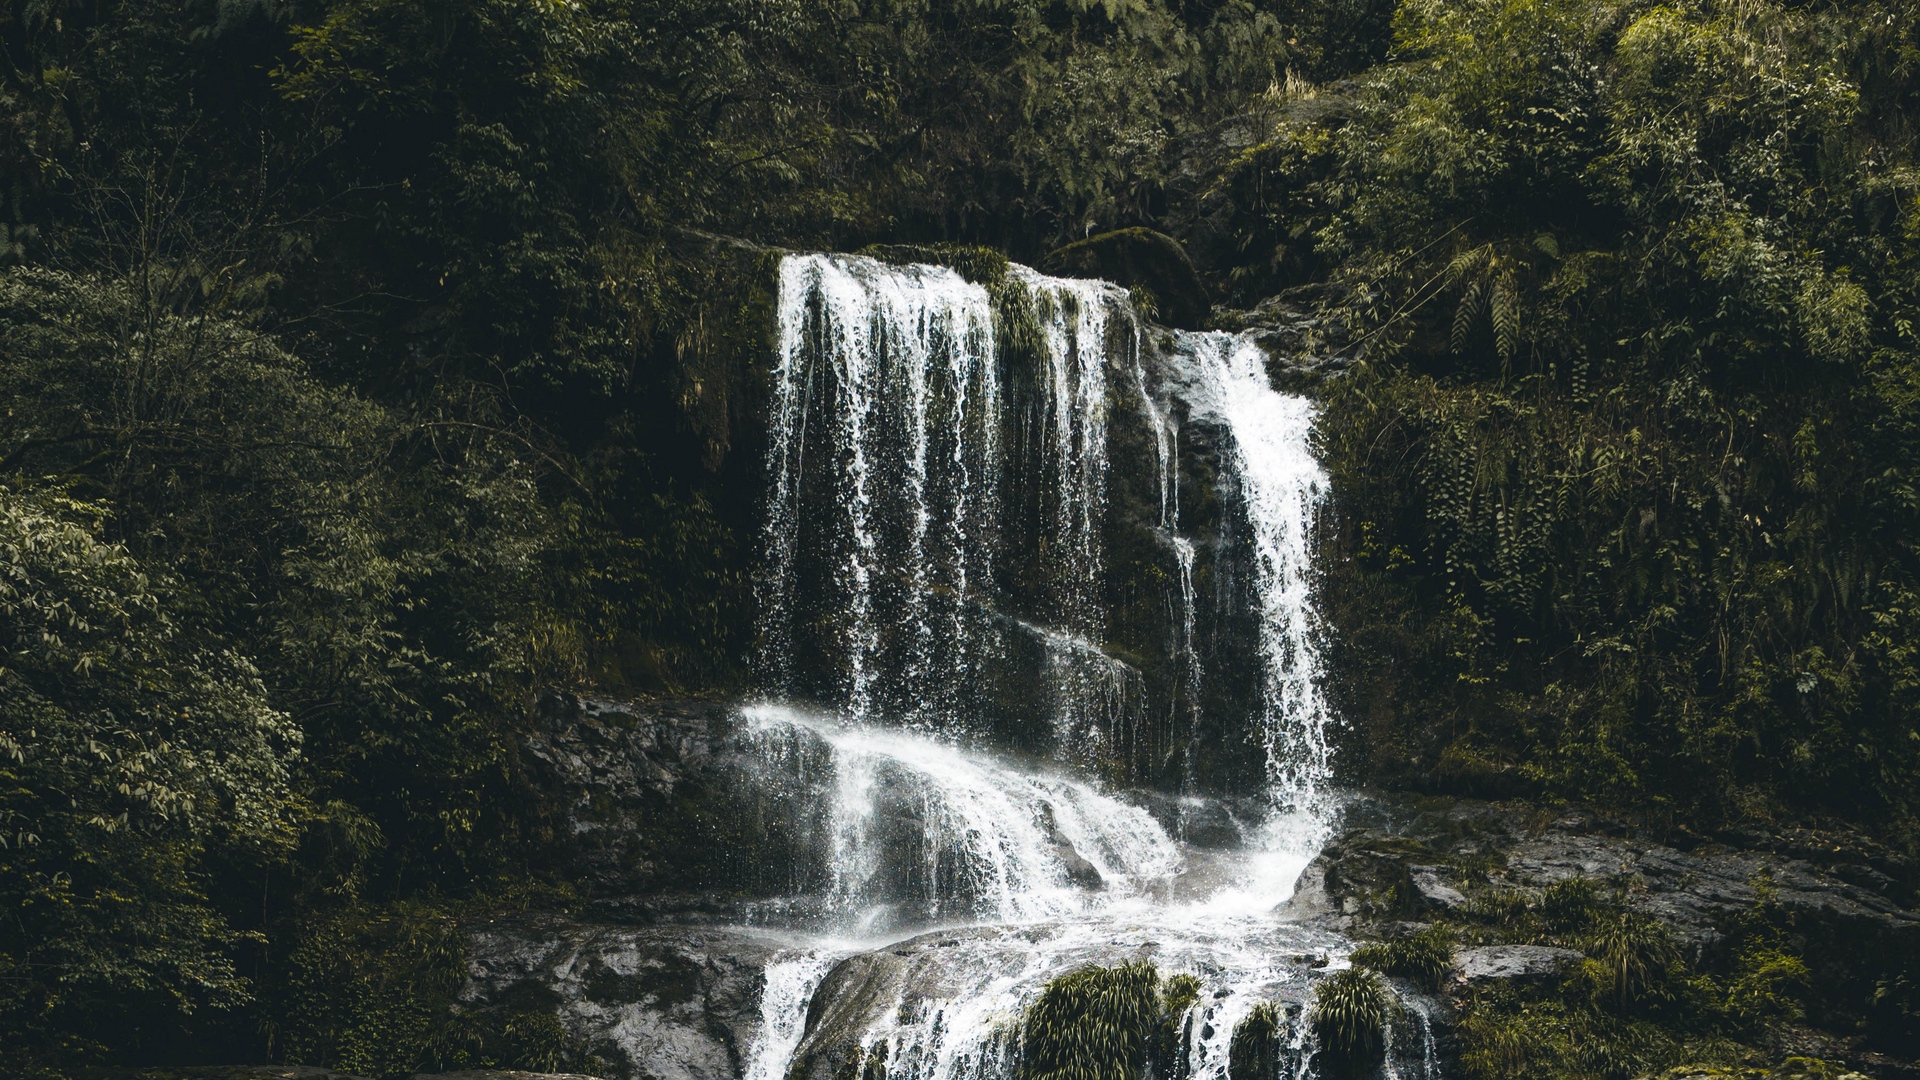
left=781, top=922, right=1373, bottom=1080
left=462, top=919, right=790, bottom=1080
left=1044, top=228, right=1210, bottom=330
left=1207, top=284, right=1359, bottom=392
left=521, top=694, right=832, bottom=902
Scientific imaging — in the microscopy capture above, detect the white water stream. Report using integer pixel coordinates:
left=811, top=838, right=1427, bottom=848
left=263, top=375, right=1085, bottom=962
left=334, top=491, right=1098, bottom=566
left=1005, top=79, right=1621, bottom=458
left=1167, top=331, right=1335, bottom=819
left=722, top=255, right=1413, bottom=1080
left=738, top=704, right=1340, bottom=1080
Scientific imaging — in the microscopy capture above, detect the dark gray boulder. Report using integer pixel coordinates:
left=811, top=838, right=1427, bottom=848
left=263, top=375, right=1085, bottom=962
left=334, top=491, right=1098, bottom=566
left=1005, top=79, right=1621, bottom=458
left=520, top=694, right=832, bottom=902
left=1304, top=793, right=1920, bottom=1057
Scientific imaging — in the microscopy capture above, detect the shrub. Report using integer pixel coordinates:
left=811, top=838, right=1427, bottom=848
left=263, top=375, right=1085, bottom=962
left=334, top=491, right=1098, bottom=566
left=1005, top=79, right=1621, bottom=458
left=1725, top=944, right=1811, bottom=1024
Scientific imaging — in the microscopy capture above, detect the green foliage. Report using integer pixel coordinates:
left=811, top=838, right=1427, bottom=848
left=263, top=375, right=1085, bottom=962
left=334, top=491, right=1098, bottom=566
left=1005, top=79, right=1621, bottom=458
left=1538, top=877, right=1607, bottom=938
left=0, top=484, right=301, bottom=1067
left=277, top=906, right=466, bottom=1073
left=1723, top=944, right=1812, bottom=1024
left=1311, top=968, right=1390, bottom=1075
left=1455, top=987, right=1700, bottom=1080
left=1210, top=0, right=1920, bottom=840
left=275, top=903, right=596, bottom=1076
left=1021, top=961, right=1161, bottom=1080
left=1229, top=1001, right=1282, bottom=1080
left=1587, top=912, right=1681, bottom=1015
left=1707, top=873, right=1813, bottom=1028
left=1161, top=972, right=1202, bottom=1018
left=1352, top=925, right=1456, bottom=991
left=1157, top=973, right=1202, bottom=1069
left=1393, top=869, right=1851, bottom=1080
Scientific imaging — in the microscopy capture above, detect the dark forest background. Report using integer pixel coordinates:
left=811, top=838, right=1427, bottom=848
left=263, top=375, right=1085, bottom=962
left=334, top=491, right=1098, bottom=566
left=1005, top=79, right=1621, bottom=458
left=5, top=0, right=1920, bottom=1073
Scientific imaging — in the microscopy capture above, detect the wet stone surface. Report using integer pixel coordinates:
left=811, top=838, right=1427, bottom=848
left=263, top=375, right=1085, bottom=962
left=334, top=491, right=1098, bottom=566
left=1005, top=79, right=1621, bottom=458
left=462, top=919, right=795, bottom=1080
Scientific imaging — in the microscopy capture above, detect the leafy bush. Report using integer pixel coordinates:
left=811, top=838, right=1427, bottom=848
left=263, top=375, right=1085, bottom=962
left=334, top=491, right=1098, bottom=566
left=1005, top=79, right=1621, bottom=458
left=1288, top=0, right=1920, bottom=841
left=0, top=485, right=300, bottom=1066
left=1724, top=945, right=1812, bottom=1024
left=276, top=903, right=596, bottom=1076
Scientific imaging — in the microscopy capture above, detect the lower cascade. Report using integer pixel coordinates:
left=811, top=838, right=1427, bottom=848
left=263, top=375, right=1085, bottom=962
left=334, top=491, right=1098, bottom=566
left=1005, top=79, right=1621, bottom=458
left=696, top=252, right=1429, bottom=1080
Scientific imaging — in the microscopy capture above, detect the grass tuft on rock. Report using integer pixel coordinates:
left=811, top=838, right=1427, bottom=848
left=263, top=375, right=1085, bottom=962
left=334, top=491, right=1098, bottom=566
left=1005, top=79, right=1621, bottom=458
left=1352, top=924, right=1455, bottom=991
left=1020, top=961, right=1161, bottom=1080
left=1313, top=968, right=1392, bottom=1076
left=1230, top=1001, right=1283, bottom=1080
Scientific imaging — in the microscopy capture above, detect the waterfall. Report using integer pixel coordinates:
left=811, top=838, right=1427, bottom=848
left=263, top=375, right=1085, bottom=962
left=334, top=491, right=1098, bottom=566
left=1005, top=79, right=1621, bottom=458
left=744, top=952, right=839, bottom=1080
left=737, top=254, right=1371, bottom=1080
left=1168, top=332, right=1333, bottom=816
left=1134, top=355, right=1175, bottom=530
left=760, top=254, right=1000, bottom=725
left=743, top=704, right=1182, bottom=926
left=760, top=254, right=1134, bottom=734
left=1013, top=266, right=1125, bottom=639
left=1170, top=534, right=1202, bottom=803
left=1030, top=623, right=1148, bottom=773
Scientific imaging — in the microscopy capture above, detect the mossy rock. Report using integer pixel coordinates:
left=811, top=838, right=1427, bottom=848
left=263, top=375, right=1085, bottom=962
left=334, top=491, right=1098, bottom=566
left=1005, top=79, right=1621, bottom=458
left=1043, top=228, right=1209, bottom=329
left=856, top=243, right=1010, bottom=287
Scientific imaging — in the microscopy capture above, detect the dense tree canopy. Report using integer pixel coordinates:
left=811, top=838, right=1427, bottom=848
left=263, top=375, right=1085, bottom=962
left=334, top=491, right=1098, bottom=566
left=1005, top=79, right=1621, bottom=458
left=1235, top=0, right=1920, bottom=838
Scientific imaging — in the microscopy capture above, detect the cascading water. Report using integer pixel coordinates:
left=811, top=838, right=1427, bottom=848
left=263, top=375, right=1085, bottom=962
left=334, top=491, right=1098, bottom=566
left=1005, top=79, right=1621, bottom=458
left=759, top=254, right=1001, bottom=726
left=719, top=253, right=1427, bottom=1080
left=743, top=704, right=1180, bottom=926
left=1014, top=266, right=1124, bottom=639
left=1167, top=332, right=1335, bottom=819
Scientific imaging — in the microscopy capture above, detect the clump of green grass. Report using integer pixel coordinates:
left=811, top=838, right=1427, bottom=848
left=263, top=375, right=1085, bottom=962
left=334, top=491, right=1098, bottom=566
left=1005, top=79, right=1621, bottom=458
left=1313, top=968, right=1392, bottom=1077
left=1352, top=925, right=1456, bottom=991
left=1587, top=910, right=1679, bottom=1014
left=1538, top=876, right=1606, bottom=938
left=1230, top=1001, right=1282, bottom=1080
left=1020, top=961, right=1160, bottom=1080
left=1463, top=889, right=1532, bottom=931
